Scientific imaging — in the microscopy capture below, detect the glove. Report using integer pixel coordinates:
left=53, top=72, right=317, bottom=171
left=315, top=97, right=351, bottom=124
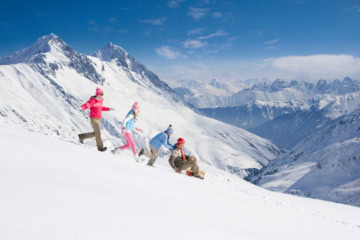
left=109, top=108, right=115, bottom=111
left=121, top=128, right=126, bottom=135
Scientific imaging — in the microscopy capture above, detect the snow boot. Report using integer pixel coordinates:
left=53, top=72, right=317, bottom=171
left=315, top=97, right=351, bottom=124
left=134, top=155, right=142, bottom=163
left=138, top=149, right=144, bottom=157
left=194, top=174, right=204, bottom=180
left=78, top=134, right=84, bottom=144
left=98, top=147, right=107, bottom=152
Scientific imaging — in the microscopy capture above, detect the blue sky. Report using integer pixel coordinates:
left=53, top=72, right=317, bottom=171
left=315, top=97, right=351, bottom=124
left=1, top=0, right=360, bottom=82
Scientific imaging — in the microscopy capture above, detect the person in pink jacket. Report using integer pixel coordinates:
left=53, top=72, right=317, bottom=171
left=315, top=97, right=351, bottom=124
left=112, top=102, right=143, bottom=161
left=78, top=87, right=114, bottom=152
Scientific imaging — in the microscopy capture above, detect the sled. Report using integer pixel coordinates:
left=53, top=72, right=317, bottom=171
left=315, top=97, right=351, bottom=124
left=186, top=169, right=206, bottom=177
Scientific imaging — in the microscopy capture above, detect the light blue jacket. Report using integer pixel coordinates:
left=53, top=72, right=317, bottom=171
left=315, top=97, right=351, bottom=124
left=150, top=132, right=175, bottom=150
left=123, top=110, right=136, bottom=131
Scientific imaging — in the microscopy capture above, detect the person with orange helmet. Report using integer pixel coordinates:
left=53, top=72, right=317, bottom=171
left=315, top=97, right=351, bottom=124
left=168, top=138, right=204, bottom=179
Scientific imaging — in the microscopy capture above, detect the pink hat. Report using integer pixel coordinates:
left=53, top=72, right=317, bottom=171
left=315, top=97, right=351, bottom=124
left=96, top=87, right=104, bottom=96
left=132, top=102, right=140, bottom=111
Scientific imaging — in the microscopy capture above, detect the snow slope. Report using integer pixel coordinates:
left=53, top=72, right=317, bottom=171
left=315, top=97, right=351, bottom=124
left=0, top=34, right=280, bottom=178
left=1, top=121, right=360, bottom=240
left=251, top=109, right=360, bottom=206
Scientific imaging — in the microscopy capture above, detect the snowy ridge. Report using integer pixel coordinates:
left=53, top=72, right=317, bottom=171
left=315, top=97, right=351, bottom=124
left=309, top=92, right=360, bottom=119
left=0, top=34, right=280, bottom=178
left=251, top=109, right=360, bottom=206
left=92, top=42, right=177, bottom=99
left=249, top=92, right=360, bottom=149
left=199, top=89, right=360, bottom=149
left=199, top=100, right=307, bottom=130
left=1, top=121, right=360, bottom=240
left=171, top=78, right=240, bottom=97
left=0, top=34, right=64, bottom=65
left=178, top=78, right=360, bottom=109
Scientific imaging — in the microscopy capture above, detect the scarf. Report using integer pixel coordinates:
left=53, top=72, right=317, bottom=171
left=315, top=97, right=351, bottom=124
left=177, top=145, right=186, bottom=161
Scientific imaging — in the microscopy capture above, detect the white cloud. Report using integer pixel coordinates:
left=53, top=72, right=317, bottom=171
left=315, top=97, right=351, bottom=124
left=212, top=12, right=223, bottom=19
left=154, top=63, right=215, bottom=83
left=156, top=46, right=187, bottom=60
left=188, top=7, right=210, bottom=19
left=183, top=39, right=207, bottom=49
left=265, top=46, right=277, bottom=50
left=197, top=29, right=229, bottom=40
left=140, top=17, right=167, bottom=25
left=353, top=5, right=360, bottom=12
left=108, top=17, right=117, bottom=24
left=264, top=38, right=281, bottom=44
left=267, top=54, right=360, bottom=79
left=187, top=28, right=206, bottom=36
left=167, top=0, right=186, bottom=8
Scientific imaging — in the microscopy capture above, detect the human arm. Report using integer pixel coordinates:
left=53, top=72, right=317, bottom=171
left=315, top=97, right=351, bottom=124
left=162, top=134, right=175, bottom=150
left=168, top=149, right=182, bottom=172
left=135, top=128, right=143, bottom=133
left=102, top=106, right=110, bottom=111
left=81, top=98, right=95, bottom=110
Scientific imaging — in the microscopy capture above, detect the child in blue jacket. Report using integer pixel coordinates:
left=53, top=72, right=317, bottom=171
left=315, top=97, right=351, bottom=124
left=138, top=125, right=175, bottom=166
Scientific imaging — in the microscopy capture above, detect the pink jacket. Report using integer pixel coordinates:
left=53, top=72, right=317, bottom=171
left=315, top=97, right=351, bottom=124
left=81, top=97, right=110, bottom=119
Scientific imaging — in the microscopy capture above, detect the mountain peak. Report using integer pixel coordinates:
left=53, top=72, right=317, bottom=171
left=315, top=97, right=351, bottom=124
left=92, top=42, right=128, bottom=62
left=0, top=33, right=71, bottom=65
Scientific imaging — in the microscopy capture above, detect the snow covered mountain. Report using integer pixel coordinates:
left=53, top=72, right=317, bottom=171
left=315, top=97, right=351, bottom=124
left=169, top=78, right=242, bottom=109
left=249, top=109, right=360, bottom=206
left=178, top=78, right=360, bottom=109
left=198, top=100, right=307, bottom=130
left=197, top=82, right=360, bottom=149
left=2, top=121, right=360, bottom=239
left=171, top=78, right=240, bottom=97
left=0, top=33, right=281, bottom=178
left=249, top=92, right=360, bottom=149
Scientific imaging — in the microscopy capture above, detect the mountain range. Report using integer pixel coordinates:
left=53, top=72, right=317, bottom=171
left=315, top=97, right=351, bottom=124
left=195, top=79, right=360, bottom=149
left=249, top=108, right=360, bottom=206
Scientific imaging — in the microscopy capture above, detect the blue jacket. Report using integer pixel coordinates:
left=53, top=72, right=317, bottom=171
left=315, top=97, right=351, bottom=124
left=150, top=132, right=175, bottom=150
left=123, top=110, right=136, bottom=131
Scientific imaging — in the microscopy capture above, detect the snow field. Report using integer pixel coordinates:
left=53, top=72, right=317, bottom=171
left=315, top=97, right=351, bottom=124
left=1, top=121, right=360, bottom=240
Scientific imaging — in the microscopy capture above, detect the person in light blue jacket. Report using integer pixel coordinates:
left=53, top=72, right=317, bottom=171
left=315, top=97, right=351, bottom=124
left=138, top=125, right=175, bottom=166
left=112, top=102, right=143, bottom=161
